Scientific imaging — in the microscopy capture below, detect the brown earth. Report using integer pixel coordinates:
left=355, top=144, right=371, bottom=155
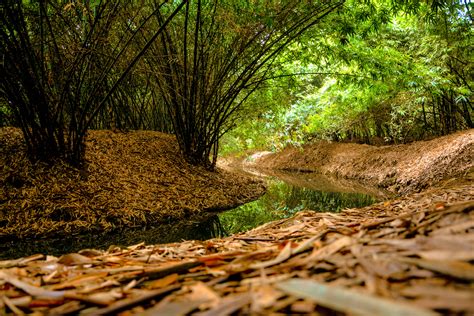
left=254, top=129, right=474, bottom=195
left=0, top=128, right=265, bottom=240
left=0, top=171, right=472, bottom=315
left=1, top=130, right=473, bottom=315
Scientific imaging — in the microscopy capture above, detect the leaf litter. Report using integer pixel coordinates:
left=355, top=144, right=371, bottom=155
left=0, top=128, right=265, bottom=241
left=254, top=129, right=474, bottom=195
left=1, top=172, right=473, bottom=315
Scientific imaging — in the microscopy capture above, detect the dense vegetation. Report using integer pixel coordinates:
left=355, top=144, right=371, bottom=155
left=1, top=0, right=472, bottom=167
left=222, top=0, right=473, bottom=153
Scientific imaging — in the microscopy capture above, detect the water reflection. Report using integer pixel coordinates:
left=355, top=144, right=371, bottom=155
left=1, top=171, right=385, bottom=259
left=219, top=174, right=383, bottom=235
left=0, top=215, right=224, bottom=259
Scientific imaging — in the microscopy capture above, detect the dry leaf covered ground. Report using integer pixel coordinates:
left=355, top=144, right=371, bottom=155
left=0, top=171, right=473, bottom=315
left=254, top=129, right=474, bottom=194
left=1, top=129, right=473, bottom=315
left=0, top=128, right=265, bottom=240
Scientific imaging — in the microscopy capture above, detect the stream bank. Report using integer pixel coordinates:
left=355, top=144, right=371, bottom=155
left=1, top=167, right=472, bottom=315
left=1, top=131, right=473, bottom=314
left=1, top=169, right=386, bottom=259
left=250, top=129, right=474, bottom=194
left=1, top=128, right=265, bottom=241
left=3, top=128, right=471, bottom=242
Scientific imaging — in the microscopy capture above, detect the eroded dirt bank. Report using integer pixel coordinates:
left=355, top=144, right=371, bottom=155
left=254, top=129, right=474, bottom=194
left=0, top=128, right=265, bottom=240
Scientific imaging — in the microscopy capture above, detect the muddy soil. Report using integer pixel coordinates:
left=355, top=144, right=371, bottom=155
left=253, top=129, right=474, bottom=194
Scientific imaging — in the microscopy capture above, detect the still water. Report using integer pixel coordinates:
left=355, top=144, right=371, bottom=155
left=1, top=171, right=387, bottom=259
left=220, top=183, right=377, bottom=234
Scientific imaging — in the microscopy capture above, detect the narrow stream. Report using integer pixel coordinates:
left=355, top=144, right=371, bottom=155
left=219, top=170, right=387, bottom=235
left=0, top=171, right=387, bottom=260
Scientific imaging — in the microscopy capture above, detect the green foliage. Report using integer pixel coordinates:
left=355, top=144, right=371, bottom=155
left=0, top=0, right=185, bottom=164
left=145, top=0, right=344, bottom=168
left=2, top=0, right=471, bottom=164
left=219, top=180, right=298, bottom=234
left=221, top=0, right=472, bottom=153
left=0, top=101, right=12, bottom=127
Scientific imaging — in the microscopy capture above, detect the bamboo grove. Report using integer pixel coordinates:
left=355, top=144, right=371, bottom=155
left=1, top=0, right=472, bottom=167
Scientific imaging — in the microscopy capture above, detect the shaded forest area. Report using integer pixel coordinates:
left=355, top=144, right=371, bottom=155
left=1, top=0, right=345, bottom=168
left=1, top=1, right=474, bottom=315
left=1, top=0, right=472, bottom=168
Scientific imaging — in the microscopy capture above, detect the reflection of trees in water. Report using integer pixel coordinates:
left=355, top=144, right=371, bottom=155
left=2, top=181, right=378, bottom=259
left=264, top=181, right=378, bottom=215
left=219, top=180, right=380, bottom=235
left=1, top=215, right=226, bottom=260
left=284, top=186, right=378, bottom=213
left=219, top=201, right=283, bottom=236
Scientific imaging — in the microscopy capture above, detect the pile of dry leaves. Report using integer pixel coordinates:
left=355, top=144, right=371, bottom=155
left=1, top=177, right=472, bottom=315
left=0, top=128, right=265, bottom=240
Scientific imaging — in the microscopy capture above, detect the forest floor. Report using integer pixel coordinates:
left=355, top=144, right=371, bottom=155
left=240, top=129, right=474, bottom=195
left=1, top=129, right=473, bottom=315
left=0, top=128, right=265, bottom=240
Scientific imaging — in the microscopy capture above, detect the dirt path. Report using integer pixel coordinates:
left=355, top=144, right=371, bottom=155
left=253, top=129, right=474, bottom=194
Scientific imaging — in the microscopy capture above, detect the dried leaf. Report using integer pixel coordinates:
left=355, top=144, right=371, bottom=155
left=398, top=257, right=474, bottom=280
left=188, top=282, right=221, bottom=309
left=431, top=220, right=474, bottom=235
left=250, top=241, right=293, bottom=269
left=250, top=285, right=283, bottom=313
left=305, top=236, right=352, bottom=262
left=141, top=299, right=204, bottom=316
left=147, top=273, right=179, bottom=289
left=86, top=290, right=123, bottom=305
left=0, top=271, right=65, bottom=299
left=400, top=285, right=474, bottom=302
left=195, top=293, right=252, bottom=316
left=1, top=295, right=26, bottom=315
left=418, top=250, right=474, bottom=261
left=57, top=253, right=92, bottom=265
left=85, top=284, right=180, bottom=316
left=277, top=278, right=438, bottom=316
left=51, top=272, right=108, bottom=290
left=409, top=298, right=474, bottom=312
left=291, top=300, right=316, bottom=313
